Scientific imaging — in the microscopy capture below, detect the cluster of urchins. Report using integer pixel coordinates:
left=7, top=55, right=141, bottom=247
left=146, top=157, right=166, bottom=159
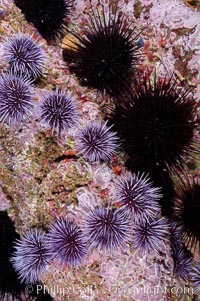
left=9, top=175, right=200, bottom=292
left=0, top=0, right=200, bottom=297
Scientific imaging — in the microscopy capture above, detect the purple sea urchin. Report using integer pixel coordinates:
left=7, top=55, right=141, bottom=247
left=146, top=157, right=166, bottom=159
left=76, top=120, right=118, bottom=163
left=14, top=0, right=73, bottom=43
left=110, top=74, right=197, bottom=177
left=11, top=229, right=50, bottom=284
left=174, top=179, right=200, bottom=253
left=0, top=73, right=34, bottom=125
left=191, top=262, right=200, bottom=293
left=4, top=34, right=45, bottom=78
left=172, top=247, right=192, bottom=281
left=83, top=207, right=132, bottom=251
left=115, top=172, right=161, bottom=223
left=133, top=218, right=169, bottom=254
left=170, top=221, right=184, bottom=251
left=46, top=218, right=87, bottom=266
left=63, top=5, right=142, bottom=96
left=38, top=89, right=78, bottom=135
left=0, top=212, right=53, bottom=301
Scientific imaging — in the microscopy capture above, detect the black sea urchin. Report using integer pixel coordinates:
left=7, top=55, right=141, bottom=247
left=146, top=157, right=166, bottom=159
left=63, top=5, right=142, bottom=97
left=115, top=172, right=161, bottom=223
left=110, top=74, right=197, bottom=176
left=83, top=207, right=132, bottom=251
left=14, top=0, right=73, bottom=42
left=76, top=120, right=118, bottom=163
left=11, top=229, right=50, bottom=284
left=39, top=88, right=78, bottom=135
left=0, top=73, right=34, bottom=125
left=46, top=218, right=87, bottom=266
left=174, top=179, right=200, bottom=253
left=4, top=34, right=45, bottom=79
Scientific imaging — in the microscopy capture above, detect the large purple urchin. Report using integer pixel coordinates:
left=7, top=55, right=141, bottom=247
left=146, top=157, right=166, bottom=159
left=191, top=262, right=200, bottom=293
left=46, top=218, right=87, bottom=266
left=4, top=34, right=45, bottom=78
left=133, top=218, right=169, bottom=254
left=11, top=229, right=50, bottom=284
left=76, top=120, right=119, bottom=163
left=172, top=247, right=192, bottom=281
left=38, top=89, right=79, bottom=135
left=115, top=172, right=161, bottom=223
left=0, top=73, right=34, bottom=125
left=83, top=207, right=132, bottom=251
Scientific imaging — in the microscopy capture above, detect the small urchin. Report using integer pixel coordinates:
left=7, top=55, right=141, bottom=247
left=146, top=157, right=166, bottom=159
left=115, top=172, right=161, bottom=223
left=133, top=217, right=169, bottom=254
left=11, top=229, right=50, bottom=284
left=76, top=120, right=118, bottom=163
left=63, top=4, right=142, bottom=97
left=46, top=218, right=87, bottom=266
left=14, top=0, right=73, bottom=43
left=174, top=179, right=200, bottom=253
left=110, top=74, right=197, bottom=177
left=4, top=34, right=45, bottom=78
left=0, top=73, right=34, bottom=125
left=83, top=207, right=132, bottom=251
left=172, top=247, right=192, bottom=281
left=38, top=88, right=78, bottom=136
left=170, top=221, right=184, bottom=251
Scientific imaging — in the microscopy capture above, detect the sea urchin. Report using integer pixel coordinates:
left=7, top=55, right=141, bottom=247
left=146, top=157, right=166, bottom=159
left=0, top=73, right=34, bottom=125
left=11, top=229, right=50, bottom=284
left=191, top=262, right=200, bottom=293
left=4, top=34, right=45, bottom=78
left=172, top=247, right=192, bottom=281
left=38, top=88, right=78, bottom=135
left=115, top=172, right=161, bottom=223
left=110, top=74, right=197, bottom=177
left=46, top=218, right=87, bottom=266
left=133, top=217, right=169, bottom=254
left=63, top=5, right=142, bottom=96
left=83, top=207, right=132, bottom=251
left=174, top=179, right=200, bottom=253
left=14, top=0, right=73, bottom=42
left=76, top=120, right=118, bottom=163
